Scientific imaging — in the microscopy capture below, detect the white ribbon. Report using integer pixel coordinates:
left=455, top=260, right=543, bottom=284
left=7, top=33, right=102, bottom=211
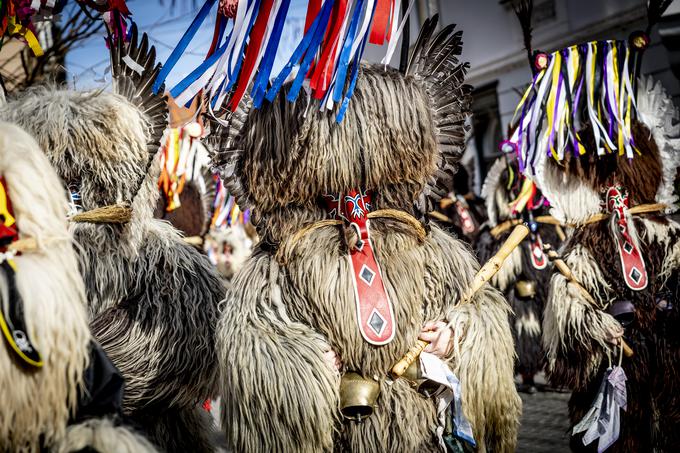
left=382, top=0, right=416, bottom=67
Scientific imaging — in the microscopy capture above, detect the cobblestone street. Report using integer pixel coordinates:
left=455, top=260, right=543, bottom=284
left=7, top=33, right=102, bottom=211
left=517, top=386, right=572, bottom=453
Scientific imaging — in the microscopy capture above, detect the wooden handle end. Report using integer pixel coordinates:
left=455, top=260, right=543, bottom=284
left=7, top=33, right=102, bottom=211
left=391, top=340, right=428, bottom=378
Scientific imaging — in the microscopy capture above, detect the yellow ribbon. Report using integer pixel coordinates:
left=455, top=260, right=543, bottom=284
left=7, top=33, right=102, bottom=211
left=7, top=17, right=43, bottom=57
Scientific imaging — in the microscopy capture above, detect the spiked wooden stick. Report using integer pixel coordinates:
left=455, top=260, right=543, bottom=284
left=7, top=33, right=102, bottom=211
left=543, top=245, right=633, bottom=358
left=391, top=223, right=531, bottom=378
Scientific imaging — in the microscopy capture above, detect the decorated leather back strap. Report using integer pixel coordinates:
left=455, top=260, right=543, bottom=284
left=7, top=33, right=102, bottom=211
left=528, top=232, right=547, bottom=270
left=0, top=177, right=42, bottom=369
left=0, top=260, right=43, bottom=368
left=324, top=190, right=396, bottom=345
left=606, top=187, right=648, bottom=291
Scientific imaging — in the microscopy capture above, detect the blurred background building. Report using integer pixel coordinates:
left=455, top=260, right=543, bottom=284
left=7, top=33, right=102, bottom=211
left=366, top=0, right=680, bottom=192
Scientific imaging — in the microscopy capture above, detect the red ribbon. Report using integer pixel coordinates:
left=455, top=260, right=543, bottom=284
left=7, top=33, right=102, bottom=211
left=228, top=0, right=274, bottom=111
left=310, top=0, right=348, bottom=99
left=304, top=0, right=322, bottom=33
left=369, top=0, right=392, bottom=45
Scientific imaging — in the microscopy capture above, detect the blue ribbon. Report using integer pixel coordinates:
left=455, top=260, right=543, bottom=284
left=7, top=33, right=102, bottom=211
left=336, top=32, right=368, bottom=122
left=332, top=0, right=365, bottom=103
left=154, top=0, right=218, bottom=94
left=169, top=38, right=229, bottom=101
left=286, top=0, right=335, bottom=102
left=265, top=0, right=334, bottom=103
left=251, top=0, right=292, bottom=108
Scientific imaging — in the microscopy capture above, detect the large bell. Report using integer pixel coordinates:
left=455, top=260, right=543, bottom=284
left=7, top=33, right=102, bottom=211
left=401, top=360, right=443, bottom=398
left=339, top=372, right=380, bottom=422
left=515, top=280, right=537, bottom=299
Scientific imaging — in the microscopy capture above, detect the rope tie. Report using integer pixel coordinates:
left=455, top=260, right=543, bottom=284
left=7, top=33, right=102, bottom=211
left=70, top=203, right=133, bottom=224
left=277, top=209, right=426, bottom=264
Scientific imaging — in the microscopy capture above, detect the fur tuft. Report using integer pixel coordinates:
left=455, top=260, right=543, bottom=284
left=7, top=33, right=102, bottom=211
left=636, top=76, right=680, bottom=213
left=0, top=123, right=90, bottom=452
left=480, top=157, right=512, bottom=227
left=56, top=418, right=158, bottom=453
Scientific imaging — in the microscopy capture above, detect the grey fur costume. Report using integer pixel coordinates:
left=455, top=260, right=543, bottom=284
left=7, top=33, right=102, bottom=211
left=0, top=29, right=224, bottom=452
left=0, top=122, right=154, bottom=453
left=211, top=22, right=520, bottom=452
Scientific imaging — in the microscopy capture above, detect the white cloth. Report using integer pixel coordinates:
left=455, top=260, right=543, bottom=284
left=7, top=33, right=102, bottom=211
left=573, top=366, right=627, bottom=453
left=419, top=352, right=476, bottom=448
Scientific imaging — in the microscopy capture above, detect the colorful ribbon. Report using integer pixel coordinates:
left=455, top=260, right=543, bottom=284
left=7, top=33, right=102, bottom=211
left=513, top=40, right=642, bottom=175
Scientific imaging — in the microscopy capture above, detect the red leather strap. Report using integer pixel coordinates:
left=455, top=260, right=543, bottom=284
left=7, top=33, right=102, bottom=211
left=528, top=233, right=547, bottom=270
left=454, top=200, right=476, bottom=235
left=323, top=190, right=395, bottom=345
left=606, top=186, right=648, bottom=291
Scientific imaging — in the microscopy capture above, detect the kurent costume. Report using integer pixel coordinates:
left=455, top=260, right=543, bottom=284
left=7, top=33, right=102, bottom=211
left=433, top=166, right=487, bottom=244
left=1, top=27, right=224, bottom=452
left=157, top=3, right=522, bottom=448
left=0, top=123, right=155, bottom=452
left=476, top=154, right=562, bottom=390
left=155, top=122, right=216, bottom=247
left=510, top=22, right=680, bottom=451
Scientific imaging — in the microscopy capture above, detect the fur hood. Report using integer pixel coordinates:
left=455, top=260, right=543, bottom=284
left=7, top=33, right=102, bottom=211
left=0, top=122, right=90, bottom=451
left=207, top=24, right=471, bottom=242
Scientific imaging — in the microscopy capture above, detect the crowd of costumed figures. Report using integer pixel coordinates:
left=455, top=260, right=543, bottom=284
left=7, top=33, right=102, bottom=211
left=0, top=0, right=678, bottom=452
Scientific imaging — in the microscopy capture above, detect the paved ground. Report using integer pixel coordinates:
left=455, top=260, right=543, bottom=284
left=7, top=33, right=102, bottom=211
left=516, top=373, right=572, bottom=452
left=517, top=389, right=572, bottom=452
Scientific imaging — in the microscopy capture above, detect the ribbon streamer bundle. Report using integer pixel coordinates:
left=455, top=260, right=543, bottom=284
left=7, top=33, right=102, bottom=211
left=210, top=176, right=249, bottom=229
left=0, top=0, right=63, bottom=56
left=511, top=39, right=645, bottom=174
left=77, top=0, right=131, bottom=41
left=156, top=0, right=416, bottom=122
left=0, top=1, right=133, bottom=59
left=158, top=123, right=207, bottom=213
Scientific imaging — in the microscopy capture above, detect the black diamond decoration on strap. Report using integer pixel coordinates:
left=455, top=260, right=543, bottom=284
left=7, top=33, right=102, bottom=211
left=368, top=310, right=385, bottom=335
left=623, top=241, right=634, bottom=254
left=630, top=267, right=641, bottom=283
left=360, top=265, right=375, bottom=286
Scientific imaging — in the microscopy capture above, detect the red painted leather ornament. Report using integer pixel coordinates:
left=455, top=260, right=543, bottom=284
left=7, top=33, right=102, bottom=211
left=323, top=190, right=396, bottom=345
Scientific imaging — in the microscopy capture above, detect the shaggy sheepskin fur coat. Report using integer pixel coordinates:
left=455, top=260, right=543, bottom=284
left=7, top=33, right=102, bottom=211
left=537, top=78, right=680, bottom=452
left=210, top=23, right=521, bottom=453
left=0, top=30, right=224, bottom=452
left=0, top=122, right=156, bottom=453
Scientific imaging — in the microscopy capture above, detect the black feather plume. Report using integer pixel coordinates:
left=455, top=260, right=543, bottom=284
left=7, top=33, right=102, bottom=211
left=512, top=0, right=534, bottom=71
